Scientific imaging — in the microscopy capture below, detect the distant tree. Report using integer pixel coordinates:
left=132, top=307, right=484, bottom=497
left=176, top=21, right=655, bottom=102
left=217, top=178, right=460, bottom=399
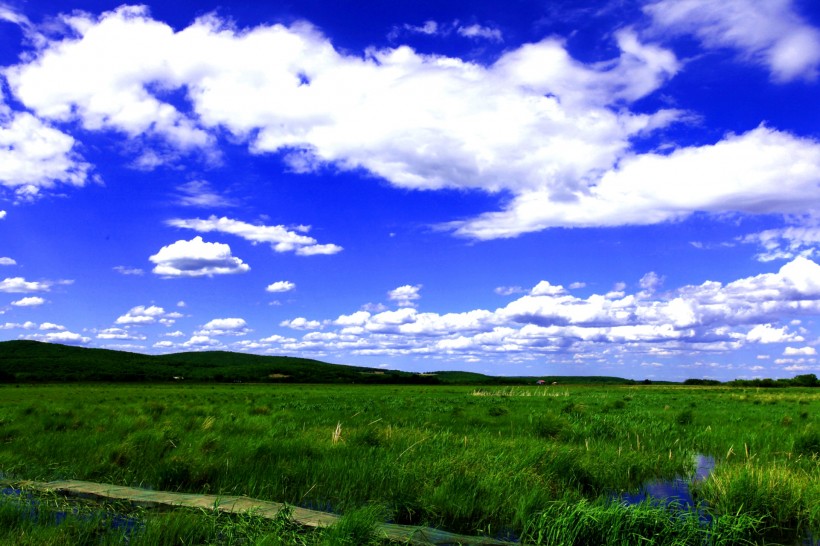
left=684, top=379, right=721, bottom=386
left=792, top=374, right=818, bottom=387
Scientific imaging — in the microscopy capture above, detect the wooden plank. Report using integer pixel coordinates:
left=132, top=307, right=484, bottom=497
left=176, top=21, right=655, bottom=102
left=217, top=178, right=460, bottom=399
left=9, top=479, right=514, bottom=545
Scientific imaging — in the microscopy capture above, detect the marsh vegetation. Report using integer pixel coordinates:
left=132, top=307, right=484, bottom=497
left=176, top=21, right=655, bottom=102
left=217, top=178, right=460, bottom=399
left=0, top=383, right=817, bottom=544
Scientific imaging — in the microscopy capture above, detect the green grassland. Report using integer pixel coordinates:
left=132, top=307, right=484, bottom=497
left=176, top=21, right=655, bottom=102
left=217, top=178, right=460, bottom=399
left=0, top=382, right=817, bottom=544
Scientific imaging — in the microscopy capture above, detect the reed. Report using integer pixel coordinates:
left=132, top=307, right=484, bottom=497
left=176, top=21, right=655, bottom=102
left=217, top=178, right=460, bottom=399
left=0, top=383, right=816, bottom=542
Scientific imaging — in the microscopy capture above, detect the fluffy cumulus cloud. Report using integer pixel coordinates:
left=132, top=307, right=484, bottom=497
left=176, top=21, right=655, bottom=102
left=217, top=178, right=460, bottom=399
left=0, top=258, right=15, bottom=266
left=0, top=321, right=36, bottom=330
left=3, top=7, right=212, bottom=152
left=181, top=335, right=222, bottom=349
left=266, top=280, right=295, bottom=293
left=746, top=324, right=800, bottom=344
left=783, top=346, right=817, bottom=356
left=115, top=305, right=182, bottom=326
left=644, top=0, right=820, bottom=82
left=261, top=257, right=820, bottom=361
left=449, top=127, right=820, bottom=238
left=149, top=236, right=250, bottom=277
left=26, top=330, right=91, bottom=345
left=2, top=7, right=685, bottom=236
left=168, top=216, right=341, bottom=256
left=388, top=285, right=422, bottom=307
left=0, top=277, right=69, bottom=293
left=0, top=98, right=95, bottom=201
left=39, top=322, right=65, bottom=331
left=10, top=296, right=45, bottom=307
left=196, top=317, right=250, bottom=336
left=280, top=317, right=323, bottom=330
left=3, top=5, right=820, bottom=238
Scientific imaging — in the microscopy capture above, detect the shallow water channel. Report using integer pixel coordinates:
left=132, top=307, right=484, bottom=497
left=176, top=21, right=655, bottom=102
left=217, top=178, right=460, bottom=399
left=616, top=453, right=716, bottom=512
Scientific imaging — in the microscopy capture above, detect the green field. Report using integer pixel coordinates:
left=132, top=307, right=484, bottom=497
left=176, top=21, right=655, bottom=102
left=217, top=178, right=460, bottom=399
left=0, top=383, right=817, bottom=544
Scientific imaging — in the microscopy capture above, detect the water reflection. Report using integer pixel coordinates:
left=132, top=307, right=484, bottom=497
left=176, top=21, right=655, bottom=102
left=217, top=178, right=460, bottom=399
left=617, top=453, right=715, bottom=512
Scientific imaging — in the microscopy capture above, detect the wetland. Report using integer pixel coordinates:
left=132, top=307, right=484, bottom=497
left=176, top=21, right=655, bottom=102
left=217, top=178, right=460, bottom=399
left=0, top=383, right=817, bottom=544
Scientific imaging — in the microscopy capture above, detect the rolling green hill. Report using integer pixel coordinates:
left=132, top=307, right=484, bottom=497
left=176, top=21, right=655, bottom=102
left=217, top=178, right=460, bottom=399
left=0, top=340, right=636, bottom=385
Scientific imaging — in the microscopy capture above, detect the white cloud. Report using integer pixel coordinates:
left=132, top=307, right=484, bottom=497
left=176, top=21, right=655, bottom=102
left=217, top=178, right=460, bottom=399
left=395, top=20, right=440, bottom=37
left=741, top=225, right=820, bottom=262
left=457, top=24, right=503, bottom=42
left=115, top=305, right=180, bottom=326
left=644, top=0, right=820, bottom=82
left=260, top=334, right=297, bottom=343
left=784, top=346, right=817, bottom=356
left=450, top=127, right=820, bottom=238
left=0, top=99, right=96, bottom=200
left=746, top=324, right=799, bottom=344
left=4, top=6, right=212, bottom=154
left=0, top=277, right=67, bottom=293
left=784, top=364, right=816, bottom=372
left=26, top=330, right=90, bottom=345
left=168, top=216, right=342, bottom=256
left=0, top=210, right=5, bottom=219
left=388, top=284, right=422, bottom=307
left=10, top=296, right=45, bottom=307
left=639, top=272, right=665, bottom=292
left=1, top=321, right=36, bottom=330
left=266, top=280, right=295, bottom=293
left=390, top=20, right=502, bottom=42
left=96, top=327, right=146, bottom=340
left=197, top=317, right=249, bottom=336
left=182, top=335, right=222, bottom=348
left=0, top=5, right=29, bottom=27
left=261, top=257, right=820, bottom=361
left=149, top=236, right=250, bottom=277
left=176, top=180, right=236, bottom=208
left=113, top=265, right=144, bottom=275
left=39, top=322, right=65, bottom=331
left=6, top=7, right=819, bottom=241
left=530, top=281, right=566, bottom=297
left=5, top=9, right=685, bottom=239
left=279, top=317, right=323, bottom=330
left=495, top=286, right=525, bottom=296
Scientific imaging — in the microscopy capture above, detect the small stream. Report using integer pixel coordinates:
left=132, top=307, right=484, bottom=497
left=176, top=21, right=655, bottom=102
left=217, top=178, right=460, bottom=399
left=617, top=453, right=715, bottom=513
left=1, top=486, right=143, bottom=536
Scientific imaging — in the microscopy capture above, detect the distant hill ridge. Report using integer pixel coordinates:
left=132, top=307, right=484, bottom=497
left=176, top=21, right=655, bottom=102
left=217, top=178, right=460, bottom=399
left=0, top=340, right=634, bottom=385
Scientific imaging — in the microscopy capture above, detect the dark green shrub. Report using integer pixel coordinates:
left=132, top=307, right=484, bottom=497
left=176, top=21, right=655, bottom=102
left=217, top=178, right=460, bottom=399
left=533, top=414, right=566, bottom=439
left=793, top=430, right=819, bottom=456
left=676, top=409, right=694, bottom=426
left=488, top=405, right=509, bottom=417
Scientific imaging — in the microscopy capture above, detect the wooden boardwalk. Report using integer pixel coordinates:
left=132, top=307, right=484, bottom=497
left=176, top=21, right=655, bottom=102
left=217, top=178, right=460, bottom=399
left=12, top=479, right=515, bottom=545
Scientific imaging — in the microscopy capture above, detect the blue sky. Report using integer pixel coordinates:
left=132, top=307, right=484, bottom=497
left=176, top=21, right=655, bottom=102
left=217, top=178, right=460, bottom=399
left=2, top=0, right=820, bottom=381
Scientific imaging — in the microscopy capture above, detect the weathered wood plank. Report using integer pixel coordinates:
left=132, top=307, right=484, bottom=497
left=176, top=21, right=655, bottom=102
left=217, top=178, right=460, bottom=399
left=9, top=479, right=514, bottom=545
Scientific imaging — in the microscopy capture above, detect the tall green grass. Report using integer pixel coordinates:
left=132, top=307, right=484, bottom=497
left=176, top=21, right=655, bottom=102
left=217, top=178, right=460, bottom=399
left=0, top=383, right=817, bottom=542
left=521, top=497, right=762, bottom=546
